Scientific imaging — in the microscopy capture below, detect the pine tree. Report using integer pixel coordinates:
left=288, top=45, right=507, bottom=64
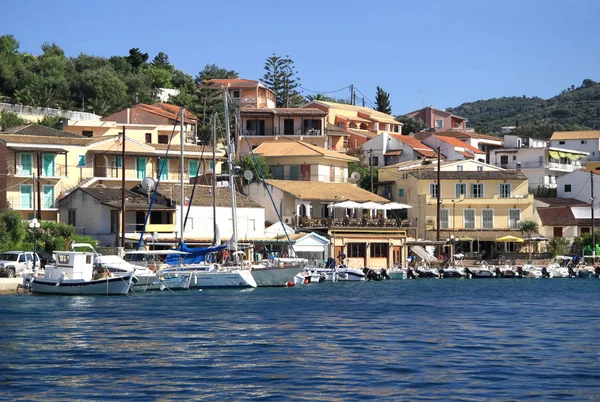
left=374, top=86, right=392, bottom=114
left=263, top=54, right=301, bottom=107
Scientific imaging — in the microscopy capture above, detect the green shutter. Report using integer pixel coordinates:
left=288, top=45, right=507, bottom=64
left=21, top=153, right=32, bottom=175
left=136, top=157, right=146, bottom=179
left=78, top=155, right=85, bottom=167
left=43, top=186, right=54, bottom=208
left=158, top=158, right=168, bottom=180
left=115, top=156, right=122, bottom=168
left=20, top=185, right=32, bottom=209
left=43, top=154, right=55, bottom=176
left=189, top=160, right=199, bottom=177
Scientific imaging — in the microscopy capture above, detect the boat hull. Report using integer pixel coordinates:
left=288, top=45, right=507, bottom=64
left=30, top=274, right=133, bottom=295
left=252, top=266, right=303, bottom=287
left=139, top=274, right=192, bottom=291
left=186, top=270, right=257, bottom=288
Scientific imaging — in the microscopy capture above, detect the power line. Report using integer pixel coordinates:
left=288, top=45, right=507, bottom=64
left=300, top=85, right=350, bottom=94
left=354, top=87, right=377, bottom=109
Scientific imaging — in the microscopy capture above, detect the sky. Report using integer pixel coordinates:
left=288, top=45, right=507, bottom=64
left=2, top=0, right=599, bottom=115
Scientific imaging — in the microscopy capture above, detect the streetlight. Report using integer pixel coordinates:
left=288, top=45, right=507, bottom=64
left=29, top=218, right=40, bottom=276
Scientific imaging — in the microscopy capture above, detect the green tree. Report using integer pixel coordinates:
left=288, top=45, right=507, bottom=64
left=236, top=154, right=273, bottom=183
left=0, top=34, right=22, bottom=96
left=519, top=220, right=539, bottom=259
left=396, top=115, right=427, bottom=135
left=145, top=65, right=173, bottom=88
left=127, top=47, right=148, bottom=70
left=374, top=86, right=392, bottom=114
left=475, top=119, right=491, bottom=134
left=152, top=52, right=174, bottom=72
left=0, top=111, right=27, bottom=130
left=547, top=236, right=570, bottom=257
left=78, top=67, right=128, bottom=114
left=195, top=63, right=238, bottom=82
left=0, top=211, right=27, bottom=252
left=263, top=54, right=301, bottom=107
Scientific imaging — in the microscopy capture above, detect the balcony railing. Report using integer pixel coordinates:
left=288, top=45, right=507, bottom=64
left=245, top=129, right=323, bottom=136
left=7, top=197, right=56, bottom=210
left=7, top=164, right=68, bottom=178
left=296, top=216, right=414, bottom=229
left=495, top=161, right=581, bottom=171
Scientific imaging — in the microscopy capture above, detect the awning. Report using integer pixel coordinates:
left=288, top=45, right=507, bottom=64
left=8, top=146, right=69, bottom=154
left=549, top=150, right=560, bottom=160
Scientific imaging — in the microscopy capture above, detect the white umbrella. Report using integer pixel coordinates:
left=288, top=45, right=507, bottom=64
left=381, top=202, right=413, bottom=210
left=327, top=200, right=363, bottom=209
left=359, top=201, right=385, bottom=210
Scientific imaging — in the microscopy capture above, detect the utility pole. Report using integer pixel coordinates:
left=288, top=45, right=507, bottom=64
left=121, top=126, right=126, bottom=250
left=367, top=149, right=374, bottom=192
left=36, top=153, right=41, bottom=220
left=592, top=170, right=595, bottom=257
left=350, top=84, right=354, bottom=105
left=436, top=147, right=441, bottom=257
left=362, top=97, right=365, bottom=107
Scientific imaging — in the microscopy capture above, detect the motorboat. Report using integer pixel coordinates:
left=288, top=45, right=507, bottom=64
left=142, top=272, right=192, bottom=291
left=161, top=262, right=257, bottom=289
left=251, top=257, right=307, bottom=287
left=546, top=255, right=581, bottom=278
left=28, top=250, right=133, bottom=295
left=336, top=266, right=366, bottom=281
left=97, top=254, right=156, bottom=287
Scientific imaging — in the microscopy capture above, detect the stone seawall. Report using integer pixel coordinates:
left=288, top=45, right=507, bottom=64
left=0, top=278, right=26, bottom=294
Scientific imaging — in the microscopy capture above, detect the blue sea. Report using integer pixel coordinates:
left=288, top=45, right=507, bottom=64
left=2, top=279, right=600, bottom=401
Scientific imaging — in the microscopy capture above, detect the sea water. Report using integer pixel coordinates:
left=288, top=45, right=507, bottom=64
left=1, top=279, right=600, bottom=401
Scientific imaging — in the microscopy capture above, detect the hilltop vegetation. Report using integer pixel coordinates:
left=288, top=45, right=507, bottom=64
left=446, top=79, right=600, bottom=138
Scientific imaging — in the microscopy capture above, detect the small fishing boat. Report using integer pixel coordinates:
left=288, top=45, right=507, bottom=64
left=29, top=251, right=133, bottom=295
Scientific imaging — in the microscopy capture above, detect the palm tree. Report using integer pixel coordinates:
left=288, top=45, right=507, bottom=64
left=519, top=220, right=540, bottom=259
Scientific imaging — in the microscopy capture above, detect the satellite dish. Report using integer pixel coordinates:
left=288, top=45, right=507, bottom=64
left=141, top=177, right=155, bottom=193
left=243, top=170, right=254, bottom=181
left=350, top=171, right=361, bottom=183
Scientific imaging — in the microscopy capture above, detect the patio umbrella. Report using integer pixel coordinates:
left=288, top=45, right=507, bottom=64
left=455, top=236, right=474, bottom=241
left=327, top=200, right=363, bottom=209
left=359, top=201, right=385, bottom=210
left=381, top=202, right=413, bottom=210
left=527, top=236, right=549, bottom=241
left=495, top=235, right=524, bottom=242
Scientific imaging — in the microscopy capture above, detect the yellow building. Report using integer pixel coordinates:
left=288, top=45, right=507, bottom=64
left=379, top=159, right=534, bottom=259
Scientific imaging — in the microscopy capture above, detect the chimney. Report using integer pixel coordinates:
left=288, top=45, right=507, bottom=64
left=516, top=162, right=521, bottom=172
left=126, top=108, right=130, bottom=124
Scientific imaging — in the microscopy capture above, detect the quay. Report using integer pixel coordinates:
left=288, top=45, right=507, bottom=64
left=0, top=278, right=24, bottom=294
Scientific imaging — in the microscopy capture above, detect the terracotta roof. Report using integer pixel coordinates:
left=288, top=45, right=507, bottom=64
left=408, top=170, right=528, bottom=180
left=2, top=124, right=85, bottom=138
left=265, top=180, right=388, bottom=202
left=305, top=101, right=400, bottom=125
left=405, top=106, right=467, bottom=121
left=435, top=135, right=485, bottom=154
left=240, top=108, right=326, bottom=117
left=346, top=128, right=378, bottom=139
left=253, top=141, right=359, bottom=161
left=61, top=187, right=174, bottom=211
left=0, top=133, right=103, bottom=146
left=438, top=130, right=503, bottom=143
left=537, top=207, right=577, bottom=226
left=550, top=131, right=600, bottom=140
left=534, top=197, right=589, bottom=207
left=131, top=103, right=197, bottom=124
left=152, top=184, right=262, bottom=209
left=390, top=134, right=438, bottom=158
left=325, top=123, right=347, bottom=136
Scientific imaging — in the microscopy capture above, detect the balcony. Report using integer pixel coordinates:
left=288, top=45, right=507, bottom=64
left=495, top=160, right=581, bottom=172
left=425, top=193, right=534, bottom=205
left=125, top=223, right=176, bottom=233
left=296, top=216, right=414, bottom=229
left=245, top=128, right=323, bottom=137
left=545, top=162, right=581, bottom=172
left=7, top=197, right=56, bottom=210
left=7, top=164, right=67, bottom=179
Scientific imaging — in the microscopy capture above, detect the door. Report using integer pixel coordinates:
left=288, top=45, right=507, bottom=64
left=500, top=155, right=508, bottom=168
left=284, top=119, right=294, bottom=135
left=43, top=185, right=54, bottom=209
left=301, top=165, right=310, bottom=181
left=20, top=184, right=32, bottom=209
left=20, top=153, right=32, bottom=175
left=136, top=157, right=147, bottom=179
left=553, top=227, right=563, bottom=237
left=188, top=159, right=199, bottom=178
left=43, top=154, right=55, bottom=176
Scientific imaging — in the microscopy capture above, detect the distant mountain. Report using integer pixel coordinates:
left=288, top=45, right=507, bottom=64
left=446, top=79, right=600, bottom=138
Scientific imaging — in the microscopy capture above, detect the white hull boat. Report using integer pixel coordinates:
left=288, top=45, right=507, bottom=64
left=252, top=265, right=304, bottom=287
left=336, top=267, right=366, bottom=281
left=141, top=273, right=192, bottom=291
left=162, top=265, right=257, bottom=288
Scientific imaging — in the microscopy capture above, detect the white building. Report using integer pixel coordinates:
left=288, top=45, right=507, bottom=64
left=491, top=135, right=588, bottom=190
left=556, top=169, right=600, bottom=203
left=550, top=131, right=600, bottom=162
left=421, top=134, right=486, bottom=163
left=362, top=132, right=438, bottom=167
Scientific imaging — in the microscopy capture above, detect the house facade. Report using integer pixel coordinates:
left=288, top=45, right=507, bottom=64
left=421, top=135, right=486, bottom=162
left=490, top=135, right=588, bottom=190
left=550, top=131, right=600, bottom=163
left=303, top=101, right=402, bottom=151
left=533, top=197, right=593, bottom=241
left=238, top=108, right=328, bottom=156
left=252, top=141, right=359, bottom=183
left=362, top=132, right=439, bottom=167
left=206, top=78, right=276, bottom=109
left=406, top=106, right=467, bottom=131
left=556, top=169, right=599, bottom=202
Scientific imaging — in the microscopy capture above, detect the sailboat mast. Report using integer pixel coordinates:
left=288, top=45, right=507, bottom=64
left=212, top=112, right=218, bottom=246
left=180, top=107, right=185, bottom=246
left=223, top=88, right=238, bottom=261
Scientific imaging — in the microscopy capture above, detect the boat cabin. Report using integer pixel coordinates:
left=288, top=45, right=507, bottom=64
left=45, top=252, right=95, bottom=281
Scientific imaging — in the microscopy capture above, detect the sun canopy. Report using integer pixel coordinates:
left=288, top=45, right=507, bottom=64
left=359, top=201, right=385, bottom=210
left=327, top=200, right=363, bottom=209
left=495, top=235, right=524, bottom=242
left=381, top=202, right=413, bottom=210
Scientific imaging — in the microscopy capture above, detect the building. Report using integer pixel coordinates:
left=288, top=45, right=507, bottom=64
left=238, top=108, right=328, bottom=156
left=303, top=101, right=402, bottom=151
left=405, top=106, right=467, bottom=131
left=362, top=132, right=439, bottom=167
left=490, top=135, right=588, bottom=190
left=205, top=78, right=276, bottom=109
left=246, top=180, right=407, bottom=269
left=556, top=169, right=600, bottom=203
left=380, top=160, right=534, bottom=259
left=415, top=130, right=503, bottom=162
left=252, top=141, right=359, bottom=183
left=550, top=131, right=600, bottom=162
left=533, top=197, right=593, bottom=241
left=421, top=135, right=486, bottom=163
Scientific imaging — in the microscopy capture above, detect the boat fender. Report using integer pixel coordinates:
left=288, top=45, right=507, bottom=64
left=303, top=277, right=310, bottom=285
left=286, top=281, right=294, bottom=287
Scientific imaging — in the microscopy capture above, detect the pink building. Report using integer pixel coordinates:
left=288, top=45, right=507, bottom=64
left=406, top=106, right=467, bottom=132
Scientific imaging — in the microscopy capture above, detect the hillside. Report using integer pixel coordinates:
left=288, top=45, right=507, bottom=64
left=446, top=79, right=600, bottom=138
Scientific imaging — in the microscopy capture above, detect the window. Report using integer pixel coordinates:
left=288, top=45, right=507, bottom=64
left=564, top=184, right=572, bottom=192
left=188, top=159, right=199, bottom=177
left=370, top=156, right=379, bottom=167
left=300, top=165, right=310, bottom=181
left=554, top=227, right=563, bottom=237
left=455, top=183, right=466, bottom=198
left=20, top=184, right=32, bottom=209
left=482, top=209, right=493, bottom=229
left=499, top=183, right=511, bottom=198
left=43, top=185, right=54, bottom=209
left=500, top=155, right=508, bottom=166
left=370, top=243, right=389, bottom=258
left=434, top=119, right=443, bottom=129
left=283, top=119, right=294, bottom=135
left=68, top=209, right=76, bottom=226
left=581, top=140, right=587, bottom=144
left=430, top=183, right=438, bottom=198
left=402, top=173, right=409, bottom=180
left=158, top=135, right=168, bottom=144
left=145, top=133, right=152, bottom=143
left=20, top=153, right=33, bottom=175
left=289, top=165, right=300, bottom=180
left=509, top=209, right=521, bottom=229
left=43, top=154, right=55, bottom=176
left=303, top=119, right=322, bottom=134
left=457, top=165, right=464, bottom=171
left=581, top=227, right=590, bottom=235
left=271, top=165, right=283, bottom=179
left=464, top=209, right=475, bottom=229
left=398, top=188, right=405, bottom=197
left=246, top=119, right=266, bottom=135
left=477, top=166, right=483, bottom=172
left=77, top=155, right=85, bottom=167
left=82, top=130, right=93, bottom=137
left=559, top=141, right=565, bottom=145
left=158, top=158, right=169, bottom=180
left=136, top=157, right=147, bottom=179
left=110, top=210, right=119, bottom=233
left=440, top=209, right=449, bottom=229
left=114, top=156, right=122, bottom=168
left=470, top=183, right=483, bottom=198
left=231, top=90, right=240, bottom=99
left=348, top=243, right=366, bottom=258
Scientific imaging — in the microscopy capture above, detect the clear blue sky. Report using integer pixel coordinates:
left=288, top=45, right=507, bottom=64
left=3, top=0, right=599, bottom=115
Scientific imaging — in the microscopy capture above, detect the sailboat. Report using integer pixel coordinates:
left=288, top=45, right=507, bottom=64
left=157, top=105, right=256, bottom=288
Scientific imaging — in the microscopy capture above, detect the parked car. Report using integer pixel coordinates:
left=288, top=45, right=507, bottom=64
left=0, top=251, right=41, bottom=278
